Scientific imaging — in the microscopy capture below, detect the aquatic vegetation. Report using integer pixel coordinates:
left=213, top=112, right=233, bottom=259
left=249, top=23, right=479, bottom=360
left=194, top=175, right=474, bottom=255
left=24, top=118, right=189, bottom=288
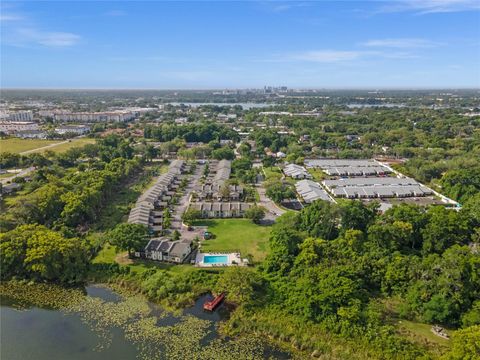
left=0, top=281, right=85, bottom=309
left=0, top=281, right=291, bottom=359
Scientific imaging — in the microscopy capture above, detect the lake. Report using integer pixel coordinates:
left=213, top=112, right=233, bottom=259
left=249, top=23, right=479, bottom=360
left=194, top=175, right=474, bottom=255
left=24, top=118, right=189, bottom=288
left=166, top=102, right=273, bottom=109
left=0, top=284, right=291, bottom=360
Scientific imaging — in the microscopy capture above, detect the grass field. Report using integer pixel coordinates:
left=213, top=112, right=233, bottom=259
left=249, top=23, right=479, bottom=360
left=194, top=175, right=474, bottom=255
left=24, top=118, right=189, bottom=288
left=0, top=138, right=59, bottom=153
left=263, top=166, right=283, bottom=181
left=0, top=137, right=96, bottom=154
left=194, top=219, right=271, bottom=261
left=308, top=168, right=327, bottom=181
left=29, top=138, right=96, bottom=153
left=396, top=319, right=451, bottom=356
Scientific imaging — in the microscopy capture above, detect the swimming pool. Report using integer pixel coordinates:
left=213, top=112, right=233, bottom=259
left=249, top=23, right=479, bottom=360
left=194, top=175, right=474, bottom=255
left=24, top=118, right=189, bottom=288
left=203, top=255, right=229, bottom=264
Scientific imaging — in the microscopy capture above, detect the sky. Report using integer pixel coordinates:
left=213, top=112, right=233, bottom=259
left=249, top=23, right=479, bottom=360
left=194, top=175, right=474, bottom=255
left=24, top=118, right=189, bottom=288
left=1, top=0, right=480, bottom=89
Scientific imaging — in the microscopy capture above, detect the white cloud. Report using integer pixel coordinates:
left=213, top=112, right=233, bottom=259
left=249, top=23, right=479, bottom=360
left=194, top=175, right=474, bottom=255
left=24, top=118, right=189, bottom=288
left=0, top=14, right=24, bottom=22
left=1, top=8, right=82, bottom=48
left=10, top=28, right=81, bottom=47
left=292, top=50, right=363, bottom=62
left=379, top=0, right=480, bottom=14
left=283, top=49, right=419, bottom=63
left=36, top=32, right=81, bottom=47
left=105, top=10, right=126, bottom=17
left=361, top=38, right=442, bottom=48
left=266, top=2, right=311, bottom=13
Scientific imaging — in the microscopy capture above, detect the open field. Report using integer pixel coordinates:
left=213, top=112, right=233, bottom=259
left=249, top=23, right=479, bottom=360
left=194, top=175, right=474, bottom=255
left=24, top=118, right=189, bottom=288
left=28, top=138, right=96, bottom=153
left=0, top=138, right=59, bottom=153
left=263, top=166, right=282, bottom=181
left=395, top=319, right=451, bottom=357
left=194, top=218, right=271, bottom=261
left=0, top=137, right=96, bottom=154
left=307, top=168, right=327, bottom=181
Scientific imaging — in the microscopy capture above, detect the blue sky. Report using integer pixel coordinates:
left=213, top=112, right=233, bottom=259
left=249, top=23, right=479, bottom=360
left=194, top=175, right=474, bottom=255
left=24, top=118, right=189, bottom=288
left=1, top=1, right=479, bottom=89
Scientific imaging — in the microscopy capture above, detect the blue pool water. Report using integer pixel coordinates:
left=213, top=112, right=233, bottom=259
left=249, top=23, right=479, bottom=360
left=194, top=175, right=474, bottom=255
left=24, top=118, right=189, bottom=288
left=203, top=255, right=229, bottom=264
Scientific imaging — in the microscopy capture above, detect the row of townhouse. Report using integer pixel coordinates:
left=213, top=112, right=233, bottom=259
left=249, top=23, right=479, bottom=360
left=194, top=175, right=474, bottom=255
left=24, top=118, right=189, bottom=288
left=197, top=159, right=244, bottom=201
left=128, top=160, right=185, bottom=234
left=143, top=238, right=192, bottom=263
left=189, top=202, right=252, bottom=218
left=197, top=183, right=244, bottom=201
left=295, top=180, right=333, bottom=203
left=330, top=184, right=433, bottom=199
left=206, top=159, right=231, bottom=184
left=283, top=163, right=312, bottom=179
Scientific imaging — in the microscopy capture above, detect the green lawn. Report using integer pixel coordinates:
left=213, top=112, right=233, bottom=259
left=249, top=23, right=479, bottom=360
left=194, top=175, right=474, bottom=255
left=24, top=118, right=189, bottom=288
left=308, top=168, right=327, bottom=181
left=263, top=166, right=282, bottom=181
left=29, top=138, right=96, bottom=153
left=92, top=243, right=202, bottom=276
left=194, top=219, right=271, bottom=262
left=396, top=319, right=451, bottom=355
left=0, top=137, right=96, bottom=154
left=0, top=138, right=59, bottom=153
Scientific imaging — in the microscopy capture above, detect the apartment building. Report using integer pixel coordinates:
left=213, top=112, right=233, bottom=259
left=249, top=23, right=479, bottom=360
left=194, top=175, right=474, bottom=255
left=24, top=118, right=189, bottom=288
left=55, top=125, right=91, bottom=135
left=53, top=111, right=135, bottom=122
left=0, top=121, right=39, bottom=134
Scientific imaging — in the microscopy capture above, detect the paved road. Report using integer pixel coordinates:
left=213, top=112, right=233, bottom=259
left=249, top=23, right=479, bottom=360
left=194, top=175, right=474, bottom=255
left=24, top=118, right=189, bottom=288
left=170, top=163, right=205, bottom=240
left=256, top=184, right=286, bottom=221
left=0, top=167, right=35, bottom=185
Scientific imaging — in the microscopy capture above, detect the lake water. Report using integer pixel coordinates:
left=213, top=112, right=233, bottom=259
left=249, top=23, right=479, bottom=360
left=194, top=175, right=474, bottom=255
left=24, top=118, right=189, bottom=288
left=0, top=285, right=291, bottom=360
left=167, top=102, right=273, bottom=109
left=346, top=103, right=407, bottom=108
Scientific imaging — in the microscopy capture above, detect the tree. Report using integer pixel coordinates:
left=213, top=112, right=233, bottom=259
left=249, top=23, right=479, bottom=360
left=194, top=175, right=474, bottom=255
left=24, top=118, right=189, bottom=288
left=108, top=223, right=149, bottom=256
left=182, top=208, right=201, bottom=226
left=338, top=199, right=377, bottom=233
left=145, top=144, right=158, bottom=162
left=212, top=146, right=235, bottom=160
left=0, top=224, right=89, bottom=284
left=219, top=182, right=231, bottom=200
left=462, top=301, right=480, bottom=327
left=265, top=180, right=295, bottom=204
left=215, top=267, right=262, bottom=305
left=262, top=156, right=276, bottom=168
left=298, top=200, right=340, bottom=240
left=263, top=225, right=303, bottom=275
left=421, top=206, right=469, bottom=255
left=244, top=205, right=266, bottom=224
left=443, top=325, right=480, bottom=360
left=163, top=208, right=172, bottom=229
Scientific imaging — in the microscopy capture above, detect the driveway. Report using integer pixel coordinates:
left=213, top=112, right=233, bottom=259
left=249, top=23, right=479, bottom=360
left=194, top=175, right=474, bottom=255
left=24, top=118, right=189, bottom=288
left=170, top=163, right=205, bottom=239
left=0, top=167, right=35, bottom=185
left=256, top=183, right=286, bottom=221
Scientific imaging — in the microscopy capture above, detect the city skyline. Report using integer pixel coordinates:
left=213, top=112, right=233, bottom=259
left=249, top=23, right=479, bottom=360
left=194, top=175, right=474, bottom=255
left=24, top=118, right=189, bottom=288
left=1, top=0, right=480, bottom=89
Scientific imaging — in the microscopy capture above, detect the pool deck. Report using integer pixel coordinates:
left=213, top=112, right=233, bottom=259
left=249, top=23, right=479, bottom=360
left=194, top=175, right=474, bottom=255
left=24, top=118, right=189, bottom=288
left=195, top=252, right=243, bottom=267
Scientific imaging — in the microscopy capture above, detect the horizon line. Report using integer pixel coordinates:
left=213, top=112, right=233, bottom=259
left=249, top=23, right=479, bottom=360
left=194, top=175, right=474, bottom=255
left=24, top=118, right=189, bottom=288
left=1, top=87, right=480, bottom=91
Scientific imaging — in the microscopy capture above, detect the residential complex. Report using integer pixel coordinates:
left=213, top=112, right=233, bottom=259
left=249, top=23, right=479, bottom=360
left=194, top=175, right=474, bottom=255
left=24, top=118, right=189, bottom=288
left=54, top=111, right=136, bottom=122
left=144, top=238, right=192, bottom=263
left=0, top=121, right=39, bottom=134
left=128, top=160, right=185, bottom=233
